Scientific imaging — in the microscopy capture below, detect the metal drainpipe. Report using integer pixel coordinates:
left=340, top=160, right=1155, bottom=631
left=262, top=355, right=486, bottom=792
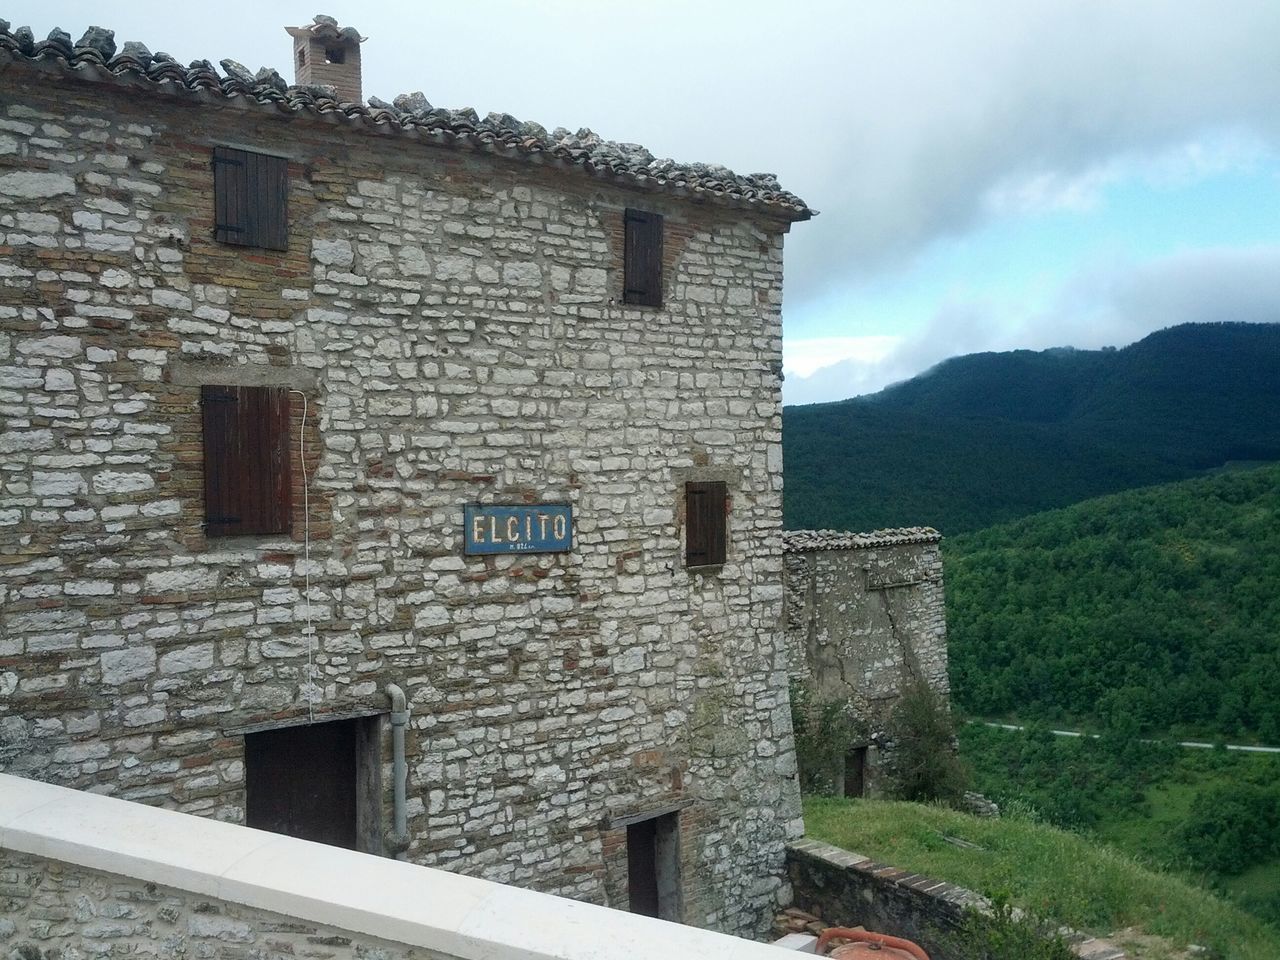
left=385, top=683, right=410, bottom=860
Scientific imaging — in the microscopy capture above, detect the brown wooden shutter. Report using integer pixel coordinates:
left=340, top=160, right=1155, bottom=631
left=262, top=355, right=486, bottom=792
left=213, top=147, right=289, bottom=251
left=252, top=150, right=289, bottom=251
left=213, top=147, right=249, bottom=246
left=685, top=481, right=727, bottom=566
left=624, top=208, right=664, bottom=307
left=201, top=385, right=292, bottom=537
left=201, top=385, right=240, bottom=537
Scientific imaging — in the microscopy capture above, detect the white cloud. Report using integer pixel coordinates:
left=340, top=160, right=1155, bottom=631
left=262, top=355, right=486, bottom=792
left=783, top=335, right=899, bottom=378
left=984, top=168, right=1114, bottom=216
left=983, top=132, right=1269, bottom=218
left=780, top=0, right=1280, bottom=310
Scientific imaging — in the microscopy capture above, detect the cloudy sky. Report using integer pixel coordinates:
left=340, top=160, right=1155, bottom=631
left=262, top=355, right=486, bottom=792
left=9, top=2, right=1280, bottom=404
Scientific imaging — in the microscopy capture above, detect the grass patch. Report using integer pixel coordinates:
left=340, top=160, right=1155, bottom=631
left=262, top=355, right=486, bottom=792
left=1093, top=774, right=1202, bottom=866
left=1224, top=863, right=1280, bottom=928
left=803, top=796, right=1280, bottom=960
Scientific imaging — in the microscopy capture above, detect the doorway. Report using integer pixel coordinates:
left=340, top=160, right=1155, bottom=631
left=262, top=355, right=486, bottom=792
left=244, top=715, right=382, bottom=852
left=627, top=811, right=681, bottom=920
left=843, top=745, right=868, bottom=798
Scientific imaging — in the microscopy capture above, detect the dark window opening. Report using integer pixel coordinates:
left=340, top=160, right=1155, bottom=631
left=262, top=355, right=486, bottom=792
left=627, top=812, right=681, bottom=920
left=245, top=716, right=383, bottom=852
left=685, top=480, right=727, bottom=567
left=324, top=46, right=346, bottom=64
left=297, top=48, right=306, bottom=68
left=843, top=746, right=868, bottom=798
left=201, top=385, right=292, bottom=538
left=212, top=146, right=289, bottom=251
left=623, top=208, right=663, bottom=307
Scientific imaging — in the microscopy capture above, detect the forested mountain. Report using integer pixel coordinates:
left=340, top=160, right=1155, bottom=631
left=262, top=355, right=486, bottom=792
left=783, top=322, right=1280, bottom=533
left=946, top=463, right=1280, bottom=740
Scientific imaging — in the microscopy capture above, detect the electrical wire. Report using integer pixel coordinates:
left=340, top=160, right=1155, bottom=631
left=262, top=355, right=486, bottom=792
left=289, top=389, right=315, bottom=722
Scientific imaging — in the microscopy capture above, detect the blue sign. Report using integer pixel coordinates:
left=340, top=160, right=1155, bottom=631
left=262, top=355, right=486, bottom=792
left=463, top=504, right=573, bottom=555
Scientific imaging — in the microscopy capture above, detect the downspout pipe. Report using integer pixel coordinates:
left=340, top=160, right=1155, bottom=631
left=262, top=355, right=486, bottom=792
left=385, top=683, right=410, bottom=860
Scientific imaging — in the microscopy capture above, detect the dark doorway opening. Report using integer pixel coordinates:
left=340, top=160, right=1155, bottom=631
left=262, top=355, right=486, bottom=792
left=843, top=745, right=868, bottom=798
left=244, top=716, right=382, bottom=852
left=627, top=812, right=681, bottom=920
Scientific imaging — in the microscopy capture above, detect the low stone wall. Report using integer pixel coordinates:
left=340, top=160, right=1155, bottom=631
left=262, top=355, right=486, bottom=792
left=785, top=839, right=1127, bottom=960
left=1, top=850, right=444, bottom=960
left=785, top=838, right=982, bottom=957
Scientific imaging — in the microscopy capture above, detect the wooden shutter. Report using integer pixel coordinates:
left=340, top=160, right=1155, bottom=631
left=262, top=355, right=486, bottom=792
left=685, top=481, right=727, bottom=566
left=213, top=147, right=248, bottom=246
left=624, top=208, right=664, bottom=307
left=251, top=150, right=289, bottom=251
left=201, top=385, right=292, bottom=537
left=213, top=147, right=289, bottom=251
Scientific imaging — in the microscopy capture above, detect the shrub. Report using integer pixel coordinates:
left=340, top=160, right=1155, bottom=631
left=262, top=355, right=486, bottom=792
left=944, top=895, right=1077, bottom=960
left=885, top=676, right=968, bottom=804
left=789, top=678, right=863, bottom=796
left=1180, top=782, right=1280, bottom=875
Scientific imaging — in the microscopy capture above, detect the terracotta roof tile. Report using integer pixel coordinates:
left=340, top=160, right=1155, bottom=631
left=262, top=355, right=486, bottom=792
left=0, top=19, right=814, bottom=221
left=782, top=527, right=942, bottom=553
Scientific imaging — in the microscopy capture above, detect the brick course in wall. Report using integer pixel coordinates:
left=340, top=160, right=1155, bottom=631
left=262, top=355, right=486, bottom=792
left=0, top=54, right=804, bottom=937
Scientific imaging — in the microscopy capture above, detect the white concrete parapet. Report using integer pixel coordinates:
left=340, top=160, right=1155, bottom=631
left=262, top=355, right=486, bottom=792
left=0, top=773, right=794, bottom=960
left=771, top=933, right=819, bottom=952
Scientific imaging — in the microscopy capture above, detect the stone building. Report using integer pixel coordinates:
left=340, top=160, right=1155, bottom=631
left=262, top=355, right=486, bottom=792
left=0, top=16, right=813, bottom=938
left=782, top=528, right=948, bottom=797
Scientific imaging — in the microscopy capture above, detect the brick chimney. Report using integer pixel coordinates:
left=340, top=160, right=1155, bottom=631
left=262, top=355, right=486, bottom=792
left=286, top=15, right=364, bottom=104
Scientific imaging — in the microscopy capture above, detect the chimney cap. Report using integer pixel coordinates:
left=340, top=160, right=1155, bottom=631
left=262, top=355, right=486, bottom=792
left=285, top=15, right=365, bottom=45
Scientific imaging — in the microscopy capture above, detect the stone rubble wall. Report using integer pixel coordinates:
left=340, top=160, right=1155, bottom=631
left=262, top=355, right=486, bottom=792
left=0, top=70, right=801, bottom=937
left=783, top=539, right=948, bottom=793
left=785, top=840, right=1127, bottom=960
left=786, top=837, right=982, bottom=959
left=0, top=849, right=444, bottom=960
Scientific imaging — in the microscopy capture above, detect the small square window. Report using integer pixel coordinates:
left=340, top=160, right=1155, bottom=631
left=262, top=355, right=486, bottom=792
left=201, top=385, right=292, bottom=537
left=685, top=480, right=727, bottom=567
left=623, top=208, right=663, bottom=307
left=212, top=146, right=289, bottom=251
left=324, top=46, right=346, bottom=64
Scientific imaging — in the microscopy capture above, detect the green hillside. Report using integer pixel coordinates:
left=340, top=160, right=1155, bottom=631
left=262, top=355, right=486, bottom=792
left=946, top=463, right=1280, bottom=740
left=783, top=322, right=1280, bottom=533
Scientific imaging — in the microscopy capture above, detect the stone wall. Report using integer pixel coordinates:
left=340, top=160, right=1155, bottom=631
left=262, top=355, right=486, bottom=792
left=786, top=838, right=983, bottom=960
left=785, top=839, right=1127, bottom=960
left=782, top=530, right=947, bottom=795
left=0, top=849, right=443, bottom=960
left=0, top=57, right=802, bottom=936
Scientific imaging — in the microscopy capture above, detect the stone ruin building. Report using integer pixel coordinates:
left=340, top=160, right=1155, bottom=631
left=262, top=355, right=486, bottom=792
left=783, top=528, right=949, bottom=798
left=0, top=15, right=814, bottom=938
